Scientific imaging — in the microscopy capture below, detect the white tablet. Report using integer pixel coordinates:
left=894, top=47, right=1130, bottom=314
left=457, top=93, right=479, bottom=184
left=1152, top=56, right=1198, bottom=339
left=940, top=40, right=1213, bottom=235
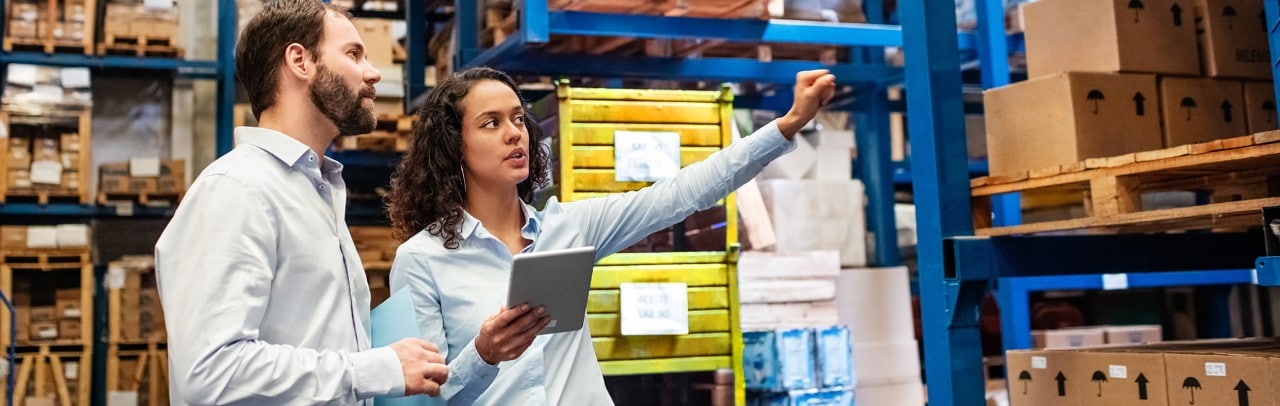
left=506, top=246, right=598, bottom=335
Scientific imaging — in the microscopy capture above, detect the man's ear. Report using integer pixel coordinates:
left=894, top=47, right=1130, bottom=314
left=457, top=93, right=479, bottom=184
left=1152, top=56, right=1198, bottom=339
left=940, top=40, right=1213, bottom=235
left=283, top=43, right=313, bottom=81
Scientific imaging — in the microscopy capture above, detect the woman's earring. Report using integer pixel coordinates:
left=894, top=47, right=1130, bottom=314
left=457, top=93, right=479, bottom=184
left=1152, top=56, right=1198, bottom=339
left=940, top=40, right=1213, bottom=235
left=460, top=165, right=467, bottom=193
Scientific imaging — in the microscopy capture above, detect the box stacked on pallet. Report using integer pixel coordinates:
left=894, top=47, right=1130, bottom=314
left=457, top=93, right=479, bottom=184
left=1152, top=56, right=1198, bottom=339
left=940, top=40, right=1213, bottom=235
left=100, top=0, right=182, bottom=57
left=105, top=255, right=170, bottom=405
left=97, top=159, right=186, bottom=205
left=984, top=0, right=1275, bottom=178
left=349, top=226, right=400, bottom=307
left=3, top=0, right=93, bottom=53
left=1, top=64, right=92, bottom=204
left=738, top=251, right=855, bottom=404
left=743, top=326, right=856, bottom=405
left=0, top=223, right=92, bottom=405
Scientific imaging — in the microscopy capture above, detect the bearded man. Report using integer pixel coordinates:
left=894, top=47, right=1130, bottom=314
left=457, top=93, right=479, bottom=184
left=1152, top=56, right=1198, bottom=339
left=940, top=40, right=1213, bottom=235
left=154, top=0, right=447, bottom=403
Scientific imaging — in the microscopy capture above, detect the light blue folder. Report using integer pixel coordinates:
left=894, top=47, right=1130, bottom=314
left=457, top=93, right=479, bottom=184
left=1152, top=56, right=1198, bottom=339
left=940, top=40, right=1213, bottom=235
left=372, top=287, right=431, bottom=406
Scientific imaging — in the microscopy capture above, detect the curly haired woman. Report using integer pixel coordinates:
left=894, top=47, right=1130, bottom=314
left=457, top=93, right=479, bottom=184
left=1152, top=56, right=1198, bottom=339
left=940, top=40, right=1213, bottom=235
left=386, top=67, right=836, bottom=404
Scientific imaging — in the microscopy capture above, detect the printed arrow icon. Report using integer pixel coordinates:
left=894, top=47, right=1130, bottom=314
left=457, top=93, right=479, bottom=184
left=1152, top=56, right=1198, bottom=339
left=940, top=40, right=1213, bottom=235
left=1133, top=92, right=1146, bottom=116
left=1222, top=100, right=1234, bottom=123
left=1236, top=380, right=1251, bottom=406
left=1056, top=371, right=1068, bottom=396
left=1172, top=3, right=1184, bottom=26
left=1136, top=373, right=1150, bottom=400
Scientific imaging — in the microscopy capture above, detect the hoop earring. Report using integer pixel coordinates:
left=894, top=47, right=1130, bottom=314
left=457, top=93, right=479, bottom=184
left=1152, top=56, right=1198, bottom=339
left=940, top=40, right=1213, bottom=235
left=460, top=165, right=467, bottom=194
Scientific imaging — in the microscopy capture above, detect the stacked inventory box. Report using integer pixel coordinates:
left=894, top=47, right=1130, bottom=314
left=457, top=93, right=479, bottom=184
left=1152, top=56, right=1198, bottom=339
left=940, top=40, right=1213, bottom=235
left=0, top=224, right=93, bottom=406
left=1, top=64, right=92, bottom=204
left=3, top=0, right=95, bottom=53
left=100, top=0, right=181, bottom=56
left=105, top=255, right=169, bottom=406
left=984, top=0, right=1274, bottom=178
left=532, top=83, right=748, bottom=404
left=743, top=326, right=856, bottom=406
left=97, top=159, right=186, bottom=205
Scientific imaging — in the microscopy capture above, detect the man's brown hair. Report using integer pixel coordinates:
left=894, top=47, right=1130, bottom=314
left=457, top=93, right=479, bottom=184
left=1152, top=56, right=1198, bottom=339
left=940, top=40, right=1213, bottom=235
left=235, top=0, right=349, bottom=119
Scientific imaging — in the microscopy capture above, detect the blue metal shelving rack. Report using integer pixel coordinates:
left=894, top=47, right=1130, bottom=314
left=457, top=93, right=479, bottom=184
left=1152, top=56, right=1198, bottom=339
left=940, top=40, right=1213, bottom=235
left=0, top=0, right=238, bottom=220
left=905, top=0, right=1280, bottom=404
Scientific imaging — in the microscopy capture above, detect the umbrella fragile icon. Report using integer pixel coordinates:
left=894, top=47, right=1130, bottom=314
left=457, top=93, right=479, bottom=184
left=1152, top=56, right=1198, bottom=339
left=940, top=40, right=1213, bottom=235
left=1129, top=0, right=1145, bottom=21
left=1019, top=371, right=1032, bottom=394
left=1181, top=97, right=1198, bottom=120
left=1092, top=371, right=1108, bottom=397
left=1183, top=377, right=1202, bottom=404
left=1087, top=89, right=1105, bottom=114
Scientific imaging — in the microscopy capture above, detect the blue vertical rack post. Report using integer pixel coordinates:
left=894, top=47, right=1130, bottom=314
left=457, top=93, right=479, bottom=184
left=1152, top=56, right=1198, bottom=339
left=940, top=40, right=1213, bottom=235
left=899, top=0, right=982, bottom=405
left=974, top=0, right=1021, bottom=227
left=216, top=0, right=237, bottom=156
left=855, top=0, right=900, bottom=267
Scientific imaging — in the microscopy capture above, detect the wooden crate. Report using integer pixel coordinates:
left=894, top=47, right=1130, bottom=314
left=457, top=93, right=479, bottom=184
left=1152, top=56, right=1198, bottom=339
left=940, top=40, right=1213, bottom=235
left=1, top=346, right=92, bottom=406
left=332, top=116, right=413, bottom=152
left=97, top=2, right=182, bottom=57
left=0, top=110, right=92, bottom=204
left=970, top=130, right=1280, bottom=236
left=532, top=83, right=745, bottom=404
left=2, top=0, right=96, bottom=54
left=107, top=256, right=166, bottom=345
left=106, top=343, right=168, bottom=406
left=1, top=251, right=94, bottom=349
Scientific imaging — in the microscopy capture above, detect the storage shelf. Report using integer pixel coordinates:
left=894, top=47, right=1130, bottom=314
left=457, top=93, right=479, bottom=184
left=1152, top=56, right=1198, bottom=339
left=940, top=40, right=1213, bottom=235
left=0, top=202, right=176, bottom=218
left=0, top=52, right=220, bottom=79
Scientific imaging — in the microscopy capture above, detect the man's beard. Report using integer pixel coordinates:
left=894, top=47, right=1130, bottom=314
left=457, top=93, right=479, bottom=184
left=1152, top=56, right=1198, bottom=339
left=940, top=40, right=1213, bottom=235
left=310, top=63, right=376, bottom=136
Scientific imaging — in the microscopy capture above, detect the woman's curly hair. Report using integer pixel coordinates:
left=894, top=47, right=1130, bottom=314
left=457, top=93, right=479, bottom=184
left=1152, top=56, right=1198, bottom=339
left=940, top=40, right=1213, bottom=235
left=386, top=67, right=550, bottom=247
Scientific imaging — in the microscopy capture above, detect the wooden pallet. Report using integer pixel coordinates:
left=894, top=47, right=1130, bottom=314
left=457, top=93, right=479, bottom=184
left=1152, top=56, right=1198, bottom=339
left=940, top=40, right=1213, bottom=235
left=106, top=342, right=168, bottom=406
left=2, top=37, right=92, bottom=54
left=4, top=346, right=92, bottom=406
left=98, top=191, right=182, bottom=206
left=0, top=110, right=93, bottom=205
left=3, top=190, right=86, bottom=205
left=97, top=37, right=183, bottom=58
left=2, top=249, right=90, bottom=270
left=971, top=131, right=1280, bottom=236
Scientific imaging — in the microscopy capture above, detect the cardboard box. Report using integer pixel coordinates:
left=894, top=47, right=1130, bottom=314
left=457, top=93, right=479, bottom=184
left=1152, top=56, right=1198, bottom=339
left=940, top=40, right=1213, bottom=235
left=1159, top=77, right=1249, bottom=146
left=30, top=322, right=57, bottom=341
left=1067, top=350, right=1169, bottom=405
left=99, top=174, right=128, bottom=194
left=57, top=320, right=80, bottom=340
left=56, top=288, right=81, bottom=319
left=1023, top=0, right=1199, bottom=78
left=8, top=169, right=32, bottom=189
left=26, top=226, right=57, bottom=249
left=128, top=177, right=157, bottom=193
left=1245, top=81, right=1278, bottom=134
left=1, top=226, right=27, bottom=250
left=62, top=172, right=79, bottom=190
left=1007, top=349, right=1083, bottom=406
left=56, top=224, right=89, bottom=248
left=1103, top=324, right=1163, bottom=345
left=351, top=18, right=394, bottom=67
left=60, top=134, right=79, bottom=151
left=30, top=306, right=57, bottom=323
left=9, top=19, right=37, bottom=38
left=984, top=72, right=1164, bottom=176
left=1194, top=0, right=1271, bottom=80
left=1033, top=327, right=1108, bottom=349
left=1163, top=351, right=1271, bottom=406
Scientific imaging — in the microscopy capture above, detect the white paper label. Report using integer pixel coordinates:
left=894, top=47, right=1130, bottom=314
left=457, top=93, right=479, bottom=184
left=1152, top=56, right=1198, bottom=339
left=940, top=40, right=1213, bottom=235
left=37, top=327, right=56, bottom=338
left=115, top=202, right=134, bottom=217
left=613, top=131, right=681, bottom=182
left=619, top=282, right=688, bottom=335
left=6, top=64, right=38, bottom=86
left=106, top=265, right=126, bottom=289
left=59, top=68, right=90, bottom=89
left=1109, top=365, right=1128, bottom=379
left=1205, top=362, right=1227, bottom=377
left=107, top=391, right=139, bottom=406
left=1102, top=273, right=1129, bottom=290
left=64, top=361, right=78, bottom=379
left=143, top=0, right=174, bottom=10
left=30, top=160, right=63, bottom=185
left=130, top=157, right=161, bottom=177
left=32, top=85, right=64, bottom=104
left=1031, top=356, right=1047, bottom=369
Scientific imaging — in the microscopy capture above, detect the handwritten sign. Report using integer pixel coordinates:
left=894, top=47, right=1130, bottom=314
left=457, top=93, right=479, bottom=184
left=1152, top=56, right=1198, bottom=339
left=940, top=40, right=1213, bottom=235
left=620, top=283, right=688, bottom=335
left=614, top=131, right=680, bottom=182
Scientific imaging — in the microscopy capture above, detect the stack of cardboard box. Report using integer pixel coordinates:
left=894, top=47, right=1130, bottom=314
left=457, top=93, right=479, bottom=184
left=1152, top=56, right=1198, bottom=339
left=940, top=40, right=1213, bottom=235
left=744, top=326, right=856, bottom=406
left=7, top=1, right=40, bottom=39
left=351, top=18, right=404, bottom=120
left=103, top=1, right=178, bottom=45
left=1033, top=324, right=1163, bottom=349
left=98, top=159, right=186, bottom=199
left=985, top=0, right=1275, bottom=177
left=9, top=274, right=86, bottom=345
left=111, top=256, right=165, bottom=343
left=1008, top=337, right=1280, bottom=406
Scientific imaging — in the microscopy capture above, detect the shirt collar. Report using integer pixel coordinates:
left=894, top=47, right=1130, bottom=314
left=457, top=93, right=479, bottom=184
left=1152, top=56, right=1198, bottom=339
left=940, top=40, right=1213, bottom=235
left=234, top=126, right=314, bottom=167
left=458, top=200, right=542, bottom=241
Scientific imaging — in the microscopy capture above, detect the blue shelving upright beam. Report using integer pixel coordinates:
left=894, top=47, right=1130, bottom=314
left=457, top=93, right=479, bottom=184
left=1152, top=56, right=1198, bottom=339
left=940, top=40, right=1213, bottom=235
left=975, top=0, right=1021, bottom=227
left=854, top=0, right=899, bottom=267
left=1268, top=1, right=1280, bottom=105
left=900, top=0, right=982, bottom=405
left=216, top=0, right=237, bottom=156
left=404, top=0, right=427, bottom=110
